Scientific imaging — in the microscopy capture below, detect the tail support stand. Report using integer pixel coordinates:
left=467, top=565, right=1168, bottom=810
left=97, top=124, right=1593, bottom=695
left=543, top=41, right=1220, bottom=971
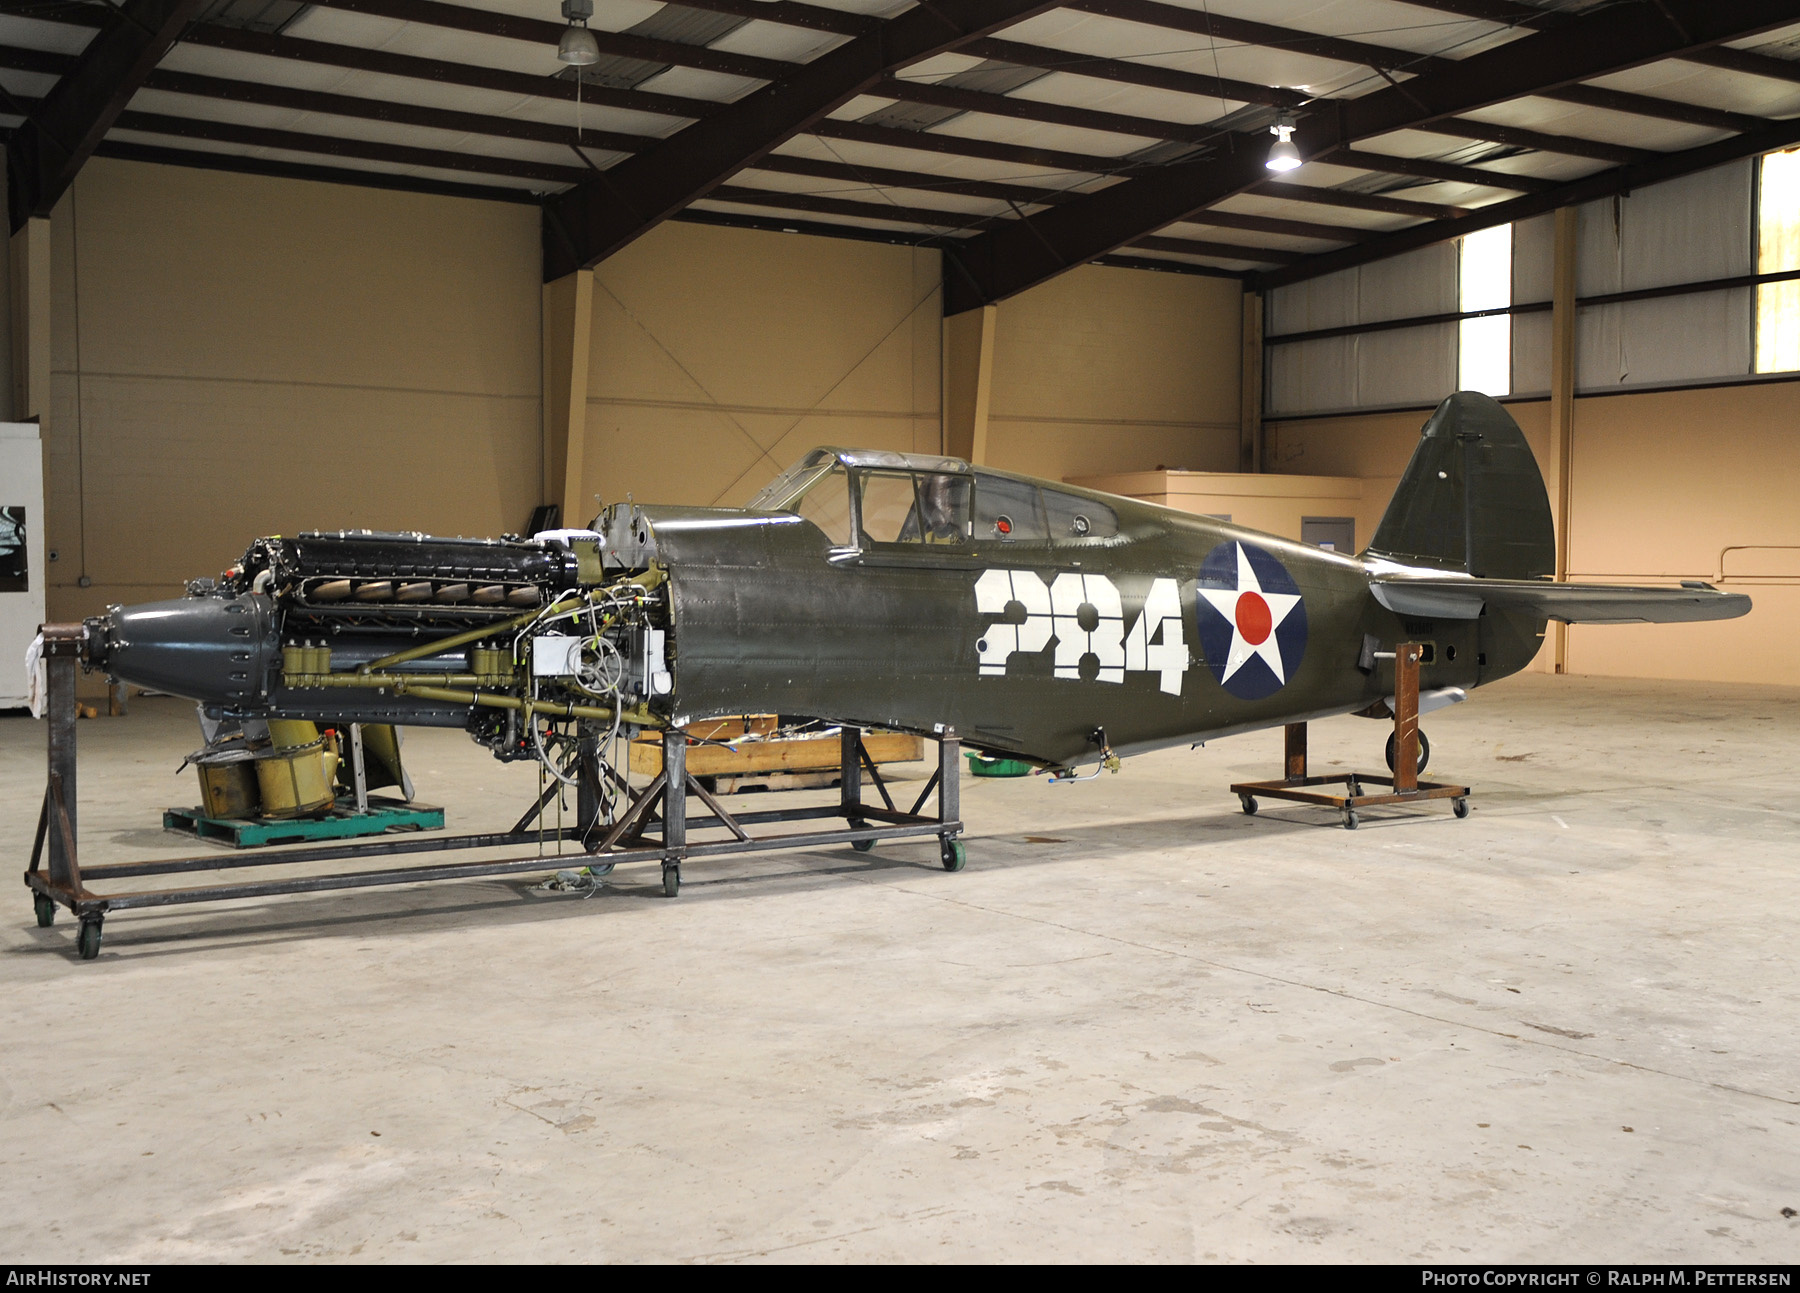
left=1230, top=642, right=1471, bottom=829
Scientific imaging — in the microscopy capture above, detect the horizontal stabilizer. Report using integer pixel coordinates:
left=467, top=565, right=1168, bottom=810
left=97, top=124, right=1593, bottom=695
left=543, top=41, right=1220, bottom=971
left=1371, top=577, right=1752, bottom=624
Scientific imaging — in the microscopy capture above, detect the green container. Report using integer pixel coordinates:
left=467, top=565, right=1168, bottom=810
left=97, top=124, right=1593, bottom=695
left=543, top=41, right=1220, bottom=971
left=967, top=752, right=1033, bottom=778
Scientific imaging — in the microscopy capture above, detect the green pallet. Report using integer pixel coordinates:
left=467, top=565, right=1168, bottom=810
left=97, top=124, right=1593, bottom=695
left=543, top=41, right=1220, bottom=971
left=163, top=800, right=446, bottom=849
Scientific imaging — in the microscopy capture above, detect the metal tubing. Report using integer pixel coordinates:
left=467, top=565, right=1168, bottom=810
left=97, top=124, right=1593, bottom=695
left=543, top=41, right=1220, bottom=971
left=397, top=683, right=615, bottom=723
left=361, top=599, right=578, bottom=672
left=43, top=628, right=80, bottom=890
left=662, top=729, right=687, bottom=857
left=1285, top=722, right=1308, bottom=781
left=840, top=724, right=862, bottom=817
left=72, top=826, right=587, bottom=880
left=1395, top=642, right=1421, bottom=794
left=858, top=743, right=897, bottom=812
left=937, top=729, right=960, bottom=827
left=80, top=816, right=958, bottom=913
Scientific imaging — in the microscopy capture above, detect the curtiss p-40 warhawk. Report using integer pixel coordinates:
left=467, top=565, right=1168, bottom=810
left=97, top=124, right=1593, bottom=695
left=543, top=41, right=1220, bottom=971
left=87, top=390, right=1749, bottom=768
left=51, top=391, right=1745, bottom=934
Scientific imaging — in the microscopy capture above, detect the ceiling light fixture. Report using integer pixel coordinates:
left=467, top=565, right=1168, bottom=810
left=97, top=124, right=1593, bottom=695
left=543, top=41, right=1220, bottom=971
left=557, top=0, right=600, bottom=65
left=1266, top=112, right=1302, bottom=173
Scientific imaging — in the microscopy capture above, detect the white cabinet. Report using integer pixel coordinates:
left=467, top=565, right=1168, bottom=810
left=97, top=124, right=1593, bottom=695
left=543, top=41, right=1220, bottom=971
left=0, top=422, right=46, bottom=711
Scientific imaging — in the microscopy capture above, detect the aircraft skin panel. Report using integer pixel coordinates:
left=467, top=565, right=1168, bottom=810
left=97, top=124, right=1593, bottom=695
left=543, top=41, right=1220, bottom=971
left=646, top=495, right=1500, bottom=767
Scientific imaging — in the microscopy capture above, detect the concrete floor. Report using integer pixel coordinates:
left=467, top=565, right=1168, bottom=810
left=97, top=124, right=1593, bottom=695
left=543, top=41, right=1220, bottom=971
left=3, top=673, right=1798, bottom=1263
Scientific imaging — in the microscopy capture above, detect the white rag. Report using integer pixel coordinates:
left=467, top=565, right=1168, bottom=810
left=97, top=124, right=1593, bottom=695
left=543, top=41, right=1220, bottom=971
left=24, top=631, right=45, bottom=718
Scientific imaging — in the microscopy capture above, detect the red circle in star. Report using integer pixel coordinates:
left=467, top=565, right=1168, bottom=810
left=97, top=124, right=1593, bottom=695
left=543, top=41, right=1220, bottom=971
left=1235, top=591, right=1272, bottom=645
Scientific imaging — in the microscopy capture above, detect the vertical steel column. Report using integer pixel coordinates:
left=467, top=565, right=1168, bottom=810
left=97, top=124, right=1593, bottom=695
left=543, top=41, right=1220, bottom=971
left=42, top=626, right=82, bottom=890
left=1394, top=642, right=1421, bottom=794
left=937, top=727, right=960, bottom=826
left=662, top=728, right=687, bottom=855
left=840, top=724, right=862, bottom=818
left=575, top=721, right=601, bottom=834
left=1284, top=722, right=1307, bottom=782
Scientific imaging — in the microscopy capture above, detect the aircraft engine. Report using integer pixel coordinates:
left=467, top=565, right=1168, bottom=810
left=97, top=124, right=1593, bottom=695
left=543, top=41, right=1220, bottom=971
left=84, top=529, right=672, bottom=784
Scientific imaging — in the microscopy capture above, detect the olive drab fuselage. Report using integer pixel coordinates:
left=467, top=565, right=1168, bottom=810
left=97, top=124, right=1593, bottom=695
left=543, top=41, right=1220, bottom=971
left=597, top=461, right=1545, bottom=769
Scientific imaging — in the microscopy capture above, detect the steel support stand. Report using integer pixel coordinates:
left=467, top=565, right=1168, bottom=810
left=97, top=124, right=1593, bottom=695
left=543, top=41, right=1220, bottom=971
left=1230, top=643, right=1470, bottom=829
left=23, top=626, right=969, bottom=956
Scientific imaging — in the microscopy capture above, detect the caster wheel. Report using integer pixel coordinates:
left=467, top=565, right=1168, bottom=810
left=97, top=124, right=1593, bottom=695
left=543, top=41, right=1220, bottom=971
left=1342, top=809, right=1359, bottom=831
left=1385, top=729, right=1431, bottom=775
left=588, top=862, right=616, bottom=878
left=1346, top=779, right=1362, bottom=799
left=940, top=838, right=967, bottom=872
left=661, top=866, right=681, bottom=898
left=851, top=838, right=875, bottom=853
left=76, top=917, right=103, bottom=960
left=34, top=894, right=55, bottom=928
left=1239, top=796, right=1257, bottom=816
left=1452, top=797, right=1470, bottom=819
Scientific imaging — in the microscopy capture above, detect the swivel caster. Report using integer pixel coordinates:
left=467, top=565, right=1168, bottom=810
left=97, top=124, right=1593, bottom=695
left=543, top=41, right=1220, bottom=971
left=940, top=837, right=967, bottom=872
left=34, top=894, right=56, bottom=928
left=851, top=838, right=875, bottom=853
left=661, top=865, right=681, bottom=898
left=76, top=915, right=103, bottom=960
left=1238, top=795, right=1257, bottom=816
left=1452, top=797, right=1470, bottom=819
left=1342, top=808, right=1359, bottom=831
left=1385, top=729, right=1431, bottom=775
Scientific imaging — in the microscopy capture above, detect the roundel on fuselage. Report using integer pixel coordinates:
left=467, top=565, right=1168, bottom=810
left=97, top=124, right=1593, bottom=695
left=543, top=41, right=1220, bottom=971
left=1195, top=541, right=1309, bottom=701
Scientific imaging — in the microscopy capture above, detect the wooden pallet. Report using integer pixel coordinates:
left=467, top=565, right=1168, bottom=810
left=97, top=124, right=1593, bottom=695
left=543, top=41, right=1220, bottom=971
left=163, top=800, right=445, bottom=848
left=629, top=719, right=923, bottom=781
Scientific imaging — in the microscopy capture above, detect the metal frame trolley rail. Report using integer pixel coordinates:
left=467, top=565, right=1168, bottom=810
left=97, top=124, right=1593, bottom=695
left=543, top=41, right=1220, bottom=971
left=23, top=623, right=966, bottom=960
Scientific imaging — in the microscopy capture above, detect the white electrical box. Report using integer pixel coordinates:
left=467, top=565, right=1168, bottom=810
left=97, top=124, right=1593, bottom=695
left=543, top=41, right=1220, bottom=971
left=531, top=634, right=581, bottom=676
left=0, top=423, right=45, bottom=712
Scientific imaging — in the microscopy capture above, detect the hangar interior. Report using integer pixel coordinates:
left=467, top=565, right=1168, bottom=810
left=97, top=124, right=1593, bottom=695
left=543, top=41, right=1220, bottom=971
left=1, top=0, right=1798, bottom=1264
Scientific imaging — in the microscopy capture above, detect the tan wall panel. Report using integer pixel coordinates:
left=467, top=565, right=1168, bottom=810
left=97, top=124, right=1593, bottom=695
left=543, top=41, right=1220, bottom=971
left=989, top=264, right=1240, bottom=430
left=66, top=374, right=540, bottom=586
left=582, top=222, right=941, bottom=507
left=1564, top=383, right=1800, bottom=577
left=985, top=420, right=1237, bottom=486
left=57, top=159, right=540, bottom=395
left=38, top=158, right=543, bottom=627
left=1068, top=469, right=1367, bottom=546
left=1267, top=387, right=1797, bottom=685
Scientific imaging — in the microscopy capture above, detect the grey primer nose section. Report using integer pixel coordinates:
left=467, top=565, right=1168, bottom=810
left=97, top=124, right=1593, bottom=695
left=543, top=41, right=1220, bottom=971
left=94, top=595, right=277, bottom=706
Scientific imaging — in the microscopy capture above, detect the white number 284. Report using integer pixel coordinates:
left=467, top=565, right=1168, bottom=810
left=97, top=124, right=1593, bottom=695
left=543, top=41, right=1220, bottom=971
left=974, top=570, right=1186, bottom=695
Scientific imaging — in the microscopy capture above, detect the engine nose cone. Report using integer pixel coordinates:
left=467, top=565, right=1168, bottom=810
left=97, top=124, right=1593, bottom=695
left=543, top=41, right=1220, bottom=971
left=89, top=594, right=277, bottom=706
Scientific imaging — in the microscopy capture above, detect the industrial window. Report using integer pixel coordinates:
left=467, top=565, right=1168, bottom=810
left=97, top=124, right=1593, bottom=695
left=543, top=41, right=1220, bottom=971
left=1458, top=224, right=1512, bottom=396
left=1755, top=147, right=1800, bottom=373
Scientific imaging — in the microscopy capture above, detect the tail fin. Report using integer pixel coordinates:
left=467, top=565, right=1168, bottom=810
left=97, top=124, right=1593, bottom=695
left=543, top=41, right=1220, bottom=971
left=1366, top=391, right=1555, bottom=579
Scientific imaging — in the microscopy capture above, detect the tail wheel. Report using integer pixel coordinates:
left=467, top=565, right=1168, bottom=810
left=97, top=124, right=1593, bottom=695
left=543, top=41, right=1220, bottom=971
left=1385, top=729, right=1431, bottom=775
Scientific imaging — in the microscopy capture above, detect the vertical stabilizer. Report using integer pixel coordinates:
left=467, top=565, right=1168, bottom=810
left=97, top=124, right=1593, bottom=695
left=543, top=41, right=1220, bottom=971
left=1366, top=391, right=1554, bottom=579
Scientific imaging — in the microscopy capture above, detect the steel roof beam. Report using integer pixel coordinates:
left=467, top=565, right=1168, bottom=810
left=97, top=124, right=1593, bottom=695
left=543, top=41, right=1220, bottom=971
left=307, top=0, right=791, bottom=82
left=1418, top=118, right=1653, bottom=165
left=93, top=136, right=540, bottom=203
left=541, top=0, right=1067, bottom=279
left=1393, top=0, right=1800, bottom=85
left=941, top=0, right=1800, bottom=312
left=1068, top=0, right=1772, bottom=133
left=1253, top=111, right=1800, bottom=290
left=6, top=0, right=203, bottom=229
left=1253, top=180, right=1465, bottom=221
left=1324, top=147, right=1554, bottom=194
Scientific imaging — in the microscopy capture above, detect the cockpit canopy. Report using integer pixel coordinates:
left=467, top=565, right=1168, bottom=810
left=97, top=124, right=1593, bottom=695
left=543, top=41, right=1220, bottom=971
left=747, top=447, right=1120, bottom=549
